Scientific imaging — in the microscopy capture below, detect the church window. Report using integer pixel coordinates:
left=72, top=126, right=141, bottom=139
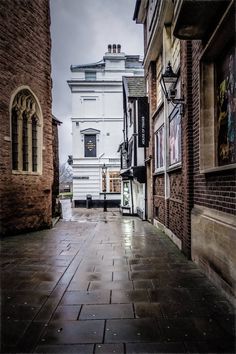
left=11, top=88, right=42, bottom=174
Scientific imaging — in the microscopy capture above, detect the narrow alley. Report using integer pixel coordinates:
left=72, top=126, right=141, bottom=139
left=1, top=203, right=235, bottom=353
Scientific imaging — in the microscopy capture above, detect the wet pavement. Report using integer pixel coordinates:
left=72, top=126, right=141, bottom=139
left=0, top=200, right=235, bottom=353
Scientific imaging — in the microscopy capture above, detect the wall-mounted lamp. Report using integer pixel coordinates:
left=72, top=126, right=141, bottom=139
left=160, top=61, right=185, bottom=106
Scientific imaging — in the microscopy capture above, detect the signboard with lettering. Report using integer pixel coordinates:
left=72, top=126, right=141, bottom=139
left=85, top=134, right=96, bottom=157
left=137, top=97, right=149, bottom=147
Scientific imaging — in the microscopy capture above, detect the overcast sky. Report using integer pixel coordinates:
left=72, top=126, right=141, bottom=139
left=50, top=0, right=144, bottom=163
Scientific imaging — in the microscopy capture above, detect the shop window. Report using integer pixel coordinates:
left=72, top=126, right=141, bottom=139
left=200, top=4, right=235, bottom=171
left=155, top=125, right=164, bottom=169
left=123, top=181, right=130, bottom=206
left=11, top=88, right=42, bottom=174
left=216, top=47, right=236, bottom=166
left=127, top=140, right=133, bottom=168
left=121, top=143, right=128, bottom=169
left=129, top=107, right=133, bottom=126
left=109, top=172, right=121, bottom=193
left=169, top=107, right=181, bottom=166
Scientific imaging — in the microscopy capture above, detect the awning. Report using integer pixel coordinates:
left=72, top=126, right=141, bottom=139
left=120, top=169, right=133, bottom=179
left=133, top=166, right=146, bottom=183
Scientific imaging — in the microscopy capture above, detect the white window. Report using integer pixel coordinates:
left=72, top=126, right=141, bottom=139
left=155, top=125, right=164, bottom=169
left=85, top=71, right=96, bottom=81
left=169, top=108, right=181, bottom=166
left=109, top=172, right=121, bottom=193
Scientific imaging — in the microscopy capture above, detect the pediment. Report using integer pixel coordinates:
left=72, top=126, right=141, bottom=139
left=80, top=128, right=100, bottom=135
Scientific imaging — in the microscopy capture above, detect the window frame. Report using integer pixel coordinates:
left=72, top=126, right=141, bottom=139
left=109, top=171, right=121, bottom=193
left=199, top=2, right=236, bottom=173
left=10, top=87, right=43, bottom=175
left=168, top=107, right=182, bottom=168
left=85, top=71, right=97, bottom=81
left=155, top=124, right=164, bottom=170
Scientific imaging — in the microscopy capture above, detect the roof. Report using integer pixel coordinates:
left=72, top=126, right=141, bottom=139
left=123, top=76, right=146, bottom=98
left=71, top=55, right=143, bottom=72
left=52, top=115, right=62, bottom=125
left=71, top=60, right=105, bottom=72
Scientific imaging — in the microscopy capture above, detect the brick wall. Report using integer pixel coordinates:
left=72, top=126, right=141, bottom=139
left=0, top=0, right=53, bottom=235
left=153, top=174, right=165, bottom=225
left=180, top=40, right=195, bottom=257
left=169, top=171, right=183, bottom=240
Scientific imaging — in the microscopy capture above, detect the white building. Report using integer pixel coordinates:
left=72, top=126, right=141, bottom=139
left=68, top=44, right=143, bottom=207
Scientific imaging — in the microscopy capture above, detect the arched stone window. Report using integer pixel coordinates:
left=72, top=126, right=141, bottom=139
left=11, top=88, right=42, bottom=173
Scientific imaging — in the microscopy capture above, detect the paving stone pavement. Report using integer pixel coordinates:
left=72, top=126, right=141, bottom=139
left=0, top=202, right=235, bottom=353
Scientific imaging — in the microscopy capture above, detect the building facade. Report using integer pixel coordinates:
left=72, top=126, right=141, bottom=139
left=134, top=0, right=236, bottom=302
left=0, top=0, right=57, bottom=235
left=68, top=45, right=143, bottom=207
left=119, top=76, right=149, bottom=219
left=134, top=0, right=184, bottom=248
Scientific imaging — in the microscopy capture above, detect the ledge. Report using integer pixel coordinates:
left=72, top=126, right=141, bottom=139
left=167, top=163, right=182, bottom=173
left=153, top=169, right=165, bottom=176
left=200, top=163, right=236, bottom=174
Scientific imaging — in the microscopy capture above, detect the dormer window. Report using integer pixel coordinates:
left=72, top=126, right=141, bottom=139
left=85, top=71, right=96, bottom=81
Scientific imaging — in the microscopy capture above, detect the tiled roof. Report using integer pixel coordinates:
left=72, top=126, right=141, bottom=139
left=123, top=76, right=146, bottom=97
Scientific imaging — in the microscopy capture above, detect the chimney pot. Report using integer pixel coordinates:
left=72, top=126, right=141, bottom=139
left=108, top=44, right=111, bottom=53
left=117, top=44, right=121, bottom=53
left=112, top=44, right=116, bottom=53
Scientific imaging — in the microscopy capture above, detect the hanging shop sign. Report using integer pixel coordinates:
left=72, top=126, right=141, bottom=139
left=138, top=97, right=149, bottom=147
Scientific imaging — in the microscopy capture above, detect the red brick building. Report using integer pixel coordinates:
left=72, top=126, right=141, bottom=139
left=0, top=0, right=59, bottom=235
left=134, top=0, right=235, bottom=302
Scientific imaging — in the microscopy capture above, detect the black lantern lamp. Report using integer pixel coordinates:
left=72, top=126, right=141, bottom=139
left=102, top=163, right=107, bottom=212
left=160, top=61, right=185, bottom=106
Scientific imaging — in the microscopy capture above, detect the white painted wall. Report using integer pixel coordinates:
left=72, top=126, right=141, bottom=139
left=69, top=48, right=143, bottom=203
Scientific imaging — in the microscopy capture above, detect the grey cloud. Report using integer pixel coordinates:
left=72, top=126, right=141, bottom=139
left=50, top=0, right=143, bottom=163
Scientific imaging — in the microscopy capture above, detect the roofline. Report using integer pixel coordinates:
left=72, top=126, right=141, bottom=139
left=67, top=79, right=123, bottom=86
left=122, top=75, right=146, bottom=98
left=71, top=55, right=143, bottom=72
left=122, top=75, right=144, bottom=79
left=133, top=0, right=141, bottom=20
left=52, top=115, right=62, bottom=125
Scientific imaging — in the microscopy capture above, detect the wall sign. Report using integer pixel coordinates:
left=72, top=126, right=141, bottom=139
left=73, top=176, right=89, bottom=180
left=84, top=134, right=96, bottom=157
left=138, top=97, right=149, bottom=147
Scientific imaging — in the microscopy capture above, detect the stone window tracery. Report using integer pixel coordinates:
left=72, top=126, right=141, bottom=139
left=11, top=88, right=42, bottom=173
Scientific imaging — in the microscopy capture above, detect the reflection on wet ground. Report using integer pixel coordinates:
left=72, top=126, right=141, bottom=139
left=0, top=200, right=235, bottom=353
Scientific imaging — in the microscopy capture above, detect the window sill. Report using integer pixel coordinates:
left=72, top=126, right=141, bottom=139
left=200, top=163, right=236, bottom=174
left=153, top=169, right=165, bottom=176
left=167, top=163, right=182, bottom=172
left=12, top=170, right=41, bottom=176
